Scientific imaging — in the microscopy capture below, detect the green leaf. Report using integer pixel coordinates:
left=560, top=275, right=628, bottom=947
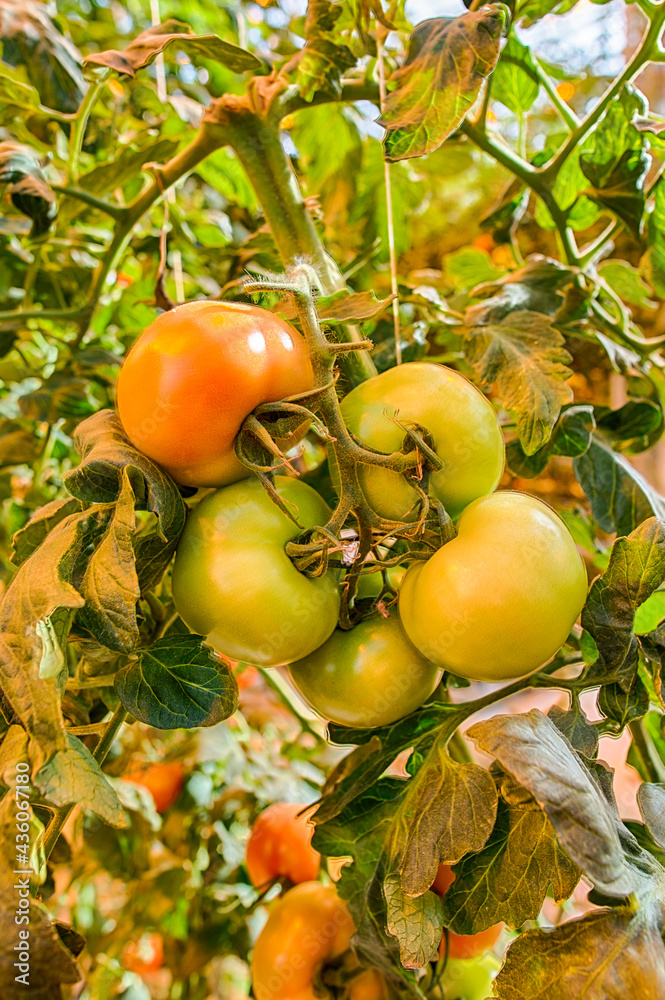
left=114, top=634, right=239, bottom=729
left=579, top=87, right=650, bottom=238
left=535, top=133, right=602, bottom=233
left=463, top=309, right=573, bottom=454
left=581, top=518, right=665, bottom=690
left=34, top=733, right=125, bottom=827
left=467, top=256, right=574, bottom=324
left=643, top=176, right=665, bottom=298
left=384, top=875, right=443, bottom=970
left=492, top=35, right=540, bottom=114
left=634, top=591, right=665, bottom=634
left=0, top=140, right=56, bottom=236
left=598, top=260, right=656, bottom=309
left=387, top=732, right=498, bottom=897
left=0, top=73, right=40, bottom=113
left=441, top=775, right=580, bottom=933
left=83, top=19, right=261, bottom=77
left=516, top=0, right=582, bottom=25
left=494, top=903, right=665, bottom=999
left=548, top=703, right=599, bottom=758
left=574, top=436, right=665, bottom=536
left=506, top=403, right=594, bottom=476
left=380, top=9, right=505, bottom=161
left=467, top=709, right=638, bottom=897
left=79, top=138, right=181, bottom=196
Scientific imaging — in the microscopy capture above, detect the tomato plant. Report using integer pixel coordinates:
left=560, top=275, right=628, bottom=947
left=117, top=300, right=313, bottom=488
left=171, top=476, right=340, bottom=665
left=399, top=492, right=588, bottom=681
left=432, top=864, right=502, bottom=961
left=2, top=2, right=665, bottom=999
left=246, top=802, right=320, bottom=888
left=288, top=613, right=441, bottom=728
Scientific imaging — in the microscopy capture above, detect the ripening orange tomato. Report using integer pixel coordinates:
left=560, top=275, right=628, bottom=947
left=432, top=863, right=502, bottom=960
left=122, top=932, right=164, bottom=975
left=246, top=803, right=321, bottom=888
left=124, top=762, right=185, bottom=814
left=116, top=300, right=313, bottom=488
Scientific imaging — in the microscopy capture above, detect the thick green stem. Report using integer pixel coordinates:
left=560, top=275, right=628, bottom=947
left=533, top=58, right=580, bottom=130
left=224, top=113, right=377, bottom=383
left=52, top=184, right=127, bottom=220
left=42, top=704, right=127, bottom=860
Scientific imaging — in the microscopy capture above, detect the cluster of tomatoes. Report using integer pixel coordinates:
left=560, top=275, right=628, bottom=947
left=244, top=802, right=502, bottom=999
left=117, top=299, right=588, bottom=730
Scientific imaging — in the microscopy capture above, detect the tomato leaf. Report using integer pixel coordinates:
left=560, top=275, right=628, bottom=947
left=63, top=410, right=186, bottom=593
left=379, top=9, right=505, bottom=161
left=440, top=775, right=580, bottom=932
left=313, top=780, right=417, bottom=992
left=493, top=903, right=665, bottom=999
left=598, top=675, right=650, bottom=729
left=467, top=709, right=638, bottom=897
left=582, top=518, right=665, bottom=690
left=491, top=35, right=540, bottom=114
left=548, top=703, right=599, bottom=758
left=78, top=138, right=180, bottom=197
left=506, top=403, right=594, bottom=477
left=387, top=732, right=498, bottom=897
left=638, top=783, right=665, bottom=849
left=580, top=87, right=650, bottom=239
left=463, top=309, right=573, bottom=454
left=295, top=0, right=357, bottom=102
left=0, top=140, right=56, bottom=236
left=33, top=733, right=125, bottom=827
left=384, top=875, right=443, bottom=969
left=11, top=497, right=81, bottom=567
left=643, top=176, right=665, bottom=297
left=83, top=19, right=261, bottom=77
left=114, top=635, right=239, bottom=729
left=0, top=0, right=86, bottom=113
left=75, top=472, right=140, bottom=654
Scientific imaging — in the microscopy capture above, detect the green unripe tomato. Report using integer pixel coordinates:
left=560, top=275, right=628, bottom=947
left=288, top=613, right=441, bottom=728
left=438, top=954, right=501, bottom=1000
left=338, top=363, right=505, bottom=522
left=399, top=491, right=588, bottom=682
left=172, top=477, right=340, bottom=666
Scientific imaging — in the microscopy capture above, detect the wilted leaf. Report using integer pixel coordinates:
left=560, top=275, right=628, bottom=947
left=295, top=0, right=356, bottom=102
left=63, top=410, right=186, bottom=592
left=84, top=19, right=260, bottom=78
left=548, top=703, right=599, bottom=758
left=11, top=498, right=82, bottom=566
left=441, top=777, right=580, bottom=932
left=582, top=518, right=665, bottom=690
left=0, top=418, right=38, bottom=467
left=380, top=9, right=505, bottom=161
left=34, top=733, right=125, bottom=827
left=637, top=783, right=665, bottom=849
left=598, top=675, right=650, bottom=728
left=76, top=472, right=140, bottom=654
left=388, top=732, right=498, bottom=897
left=0, top=0, right=85, bottom=113
left=0, top=140, right=56, bottom=236
left=494, top=904, right=665, bottom=999
left=114, top=634, right=238, bottom=729
left=463, top=309, right=573, bottom=454
left=384, top=875, right=442, bottom=969
left=467, top=709, right=637, bottom=897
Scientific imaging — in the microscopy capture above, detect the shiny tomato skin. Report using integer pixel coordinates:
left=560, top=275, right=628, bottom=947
left=399, top=491, right=588, bottom=681
left=171, top=476, right=340, bottom=666
left=433, top=864, right=503, bottom=962
left=116, top=300, right=313, bottom=488
left=251, top=882, right=355, bottom=1000
left=288, top=613, right=441, bottom=728
left=339, top=363, right=504, bottom=522
left=124, top=762, right=185, bottom=813
left=246, top=803, right=320, bottom=888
